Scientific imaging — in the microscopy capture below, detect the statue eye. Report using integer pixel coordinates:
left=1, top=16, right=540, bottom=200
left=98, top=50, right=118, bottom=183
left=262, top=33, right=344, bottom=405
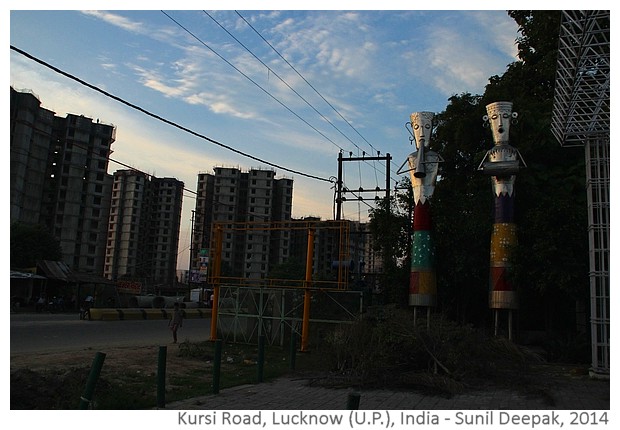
left=502, top=113, right=510, bottom=118
left=413, top=124, right=419, bottom=130
left=491, top=114, right=498, bottom=120
left=424, top=124, right=431, bottom=129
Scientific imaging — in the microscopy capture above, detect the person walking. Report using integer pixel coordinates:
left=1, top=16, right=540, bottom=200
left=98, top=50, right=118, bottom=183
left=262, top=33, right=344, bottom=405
left=169, top=302, right=184, bottom=343
left=80, top=296, right=93, bottom=320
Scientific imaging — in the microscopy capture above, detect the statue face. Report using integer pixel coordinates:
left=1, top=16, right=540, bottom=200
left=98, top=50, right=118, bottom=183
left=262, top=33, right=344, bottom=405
left=410, top=112, right=434, bottom=149
left=485, top=102, right=514, bottom=145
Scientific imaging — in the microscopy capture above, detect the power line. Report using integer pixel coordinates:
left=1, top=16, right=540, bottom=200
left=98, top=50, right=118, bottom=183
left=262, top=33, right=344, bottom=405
left=235, top=11, right=381, bottom=157
left=205, top=11, right=377, bottom=162
left=11, top=116, right=200, bottom=197
left=161, top=11, right=346, bottom=161
left=200, top=11, right=387, bottom=190
left=234, top=11, right=401, bottom=186
left=10, top=45, right=332, bottom=184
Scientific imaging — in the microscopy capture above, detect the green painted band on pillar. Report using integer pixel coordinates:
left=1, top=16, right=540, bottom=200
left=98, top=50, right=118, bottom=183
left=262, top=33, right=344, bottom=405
left=411, top=231, right=436, bottom=269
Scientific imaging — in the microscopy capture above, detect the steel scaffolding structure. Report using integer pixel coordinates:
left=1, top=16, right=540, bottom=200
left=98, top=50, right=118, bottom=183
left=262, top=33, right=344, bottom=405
left=550, top=10, right=610, bottom=377
left=208, top=220, right=364, bottom=350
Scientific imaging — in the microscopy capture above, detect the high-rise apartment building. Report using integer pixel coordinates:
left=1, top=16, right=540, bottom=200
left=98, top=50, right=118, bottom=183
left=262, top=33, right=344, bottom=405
left=191, top=167, right=293, bottom=280
left=104, top=169, right=184, bottom=288
left=288, top=217, right=369, bottom=287
left=10, top=87, right=115, bottom=274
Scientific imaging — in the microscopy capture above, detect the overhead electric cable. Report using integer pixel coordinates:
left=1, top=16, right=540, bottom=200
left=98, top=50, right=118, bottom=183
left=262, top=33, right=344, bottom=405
left=11, top=116, right=200, bottom=197
left=202, top=10, right=387, bottom=186
left=235, top=11, right=382, bottom=156
left=235, top=11, right=401, bottom=185
left=161, top=11, right=344, bottom=160
left=10, top=45, right=332, bottom=184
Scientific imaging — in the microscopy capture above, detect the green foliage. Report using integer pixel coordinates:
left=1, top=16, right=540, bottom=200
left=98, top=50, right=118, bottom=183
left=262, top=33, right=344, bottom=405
left=10, top=222, right=62, bottom=268
left=367, top=192, right=410, bottom=304
left=268, top=259, right=306, bottom=280
left=431, top=94, right=492, bottom=324
left=418, top=11, right=588, bottom=333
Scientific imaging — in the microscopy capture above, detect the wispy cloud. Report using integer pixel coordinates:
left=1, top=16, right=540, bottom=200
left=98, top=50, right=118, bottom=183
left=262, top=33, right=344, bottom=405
left=81, top=10, right=146, bottom=34
left=400, top=12, right=518, bottom=97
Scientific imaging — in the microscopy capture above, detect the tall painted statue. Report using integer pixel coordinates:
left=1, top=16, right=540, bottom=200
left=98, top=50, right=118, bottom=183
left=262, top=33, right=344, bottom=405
left=478, top=101, right=526, bottom=338
left=398, top=112, right=442, bottom=322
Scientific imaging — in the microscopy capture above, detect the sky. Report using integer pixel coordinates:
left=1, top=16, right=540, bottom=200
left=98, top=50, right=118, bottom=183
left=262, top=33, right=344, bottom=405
left=8, top=5, right=524, bottom=271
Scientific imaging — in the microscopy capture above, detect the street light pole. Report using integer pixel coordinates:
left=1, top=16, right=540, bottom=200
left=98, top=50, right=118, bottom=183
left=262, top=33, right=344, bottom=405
left=188, top=209, right=195, bottom=300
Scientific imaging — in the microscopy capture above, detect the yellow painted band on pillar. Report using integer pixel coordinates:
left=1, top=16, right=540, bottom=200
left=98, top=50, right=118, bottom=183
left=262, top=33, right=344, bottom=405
left=490, top=223, right=517, bottom=265
left=410, top=271, right=437, bottom=295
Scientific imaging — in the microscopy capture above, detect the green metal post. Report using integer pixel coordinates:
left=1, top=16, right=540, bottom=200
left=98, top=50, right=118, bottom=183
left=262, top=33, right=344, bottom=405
left=157, top=345, right=167, bottom=408
left=78, top=351, right=106, bottom=409
left=289, top=331, right=297, bottom=370
left=213, top=339, right=222, bottom=394
left=257, top=335, right=265, bottom=383
left=347, top=392, right=361, bottom=409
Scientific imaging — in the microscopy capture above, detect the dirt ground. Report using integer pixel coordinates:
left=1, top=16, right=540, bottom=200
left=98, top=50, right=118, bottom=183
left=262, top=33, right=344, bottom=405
left=11, top=344, right=200, bottom=374
left=10, top=344, right=213, bottom=409
left=10, top=342, right=609, bottom=410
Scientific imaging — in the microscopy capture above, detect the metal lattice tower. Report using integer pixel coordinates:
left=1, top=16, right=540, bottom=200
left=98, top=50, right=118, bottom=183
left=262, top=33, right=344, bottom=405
left=551, top=10, right=610, bottom=377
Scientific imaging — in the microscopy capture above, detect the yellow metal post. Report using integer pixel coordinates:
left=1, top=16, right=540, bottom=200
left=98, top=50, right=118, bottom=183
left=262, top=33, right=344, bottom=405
left=210, top=225, right=223, bottom=341
left=301, top=228, right=315, bottom=352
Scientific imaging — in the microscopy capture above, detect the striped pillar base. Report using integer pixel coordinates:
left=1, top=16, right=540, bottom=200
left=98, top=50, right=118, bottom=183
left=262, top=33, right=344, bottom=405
left=409, top=201, right=437, bottom=307
left=489, top=222, right=518, bottom=309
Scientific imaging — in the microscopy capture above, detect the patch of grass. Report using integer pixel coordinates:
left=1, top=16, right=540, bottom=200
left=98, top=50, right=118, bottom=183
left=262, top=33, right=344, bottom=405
left=11, top=340, right=330, bottom=409
left=167, top=340, right=329, bottom=401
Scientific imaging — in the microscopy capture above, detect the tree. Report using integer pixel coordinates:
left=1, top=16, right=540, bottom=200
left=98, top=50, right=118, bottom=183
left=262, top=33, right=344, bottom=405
left=268, top=259, right=306, bottom=280
left=486, top=11, right=588, bottom=332
left=431, top=93, right=492, bottom=325
left=10, top=222, right=62, bottom=269
left=367, top=184, right=411, bottom=304
left=427, top=11, right=589, bottom=335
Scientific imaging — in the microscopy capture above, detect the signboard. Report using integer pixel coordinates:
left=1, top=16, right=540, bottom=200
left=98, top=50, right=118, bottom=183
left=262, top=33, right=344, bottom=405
left=117, top=280, right=142, bottom=294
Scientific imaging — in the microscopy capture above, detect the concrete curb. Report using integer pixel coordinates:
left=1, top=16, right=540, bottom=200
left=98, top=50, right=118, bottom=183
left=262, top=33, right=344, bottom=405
left=89, top=308, right=211, bottom=321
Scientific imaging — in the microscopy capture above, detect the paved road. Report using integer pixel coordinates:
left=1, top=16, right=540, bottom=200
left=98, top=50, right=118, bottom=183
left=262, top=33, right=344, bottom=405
left=10, top=312, right=610, bottom=412
left=10, top=312, right=212, bottom=354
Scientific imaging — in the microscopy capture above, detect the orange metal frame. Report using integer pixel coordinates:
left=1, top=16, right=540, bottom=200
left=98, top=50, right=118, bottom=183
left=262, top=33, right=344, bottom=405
left=207, top=220, right=350, bottom=352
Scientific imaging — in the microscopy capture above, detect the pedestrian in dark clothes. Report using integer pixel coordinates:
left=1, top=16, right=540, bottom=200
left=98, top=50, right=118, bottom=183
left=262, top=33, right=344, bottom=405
left=169, top=302, right=183, bottom=343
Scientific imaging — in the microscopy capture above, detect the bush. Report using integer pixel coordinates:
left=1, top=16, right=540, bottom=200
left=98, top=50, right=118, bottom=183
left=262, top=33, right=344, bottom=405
left=325, top=305, right=543, bottom=394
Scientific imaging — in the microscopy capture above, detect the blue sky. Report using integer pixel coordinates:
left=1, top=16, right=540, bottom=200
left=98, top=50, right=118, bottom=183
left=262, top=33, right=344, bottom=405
left=9, top=6, right=523, bottom=270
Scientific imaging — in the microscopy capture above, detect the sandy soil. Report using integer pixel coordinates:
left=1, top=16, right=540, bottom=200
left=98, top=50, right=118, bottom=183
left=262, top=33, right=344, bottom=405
left=10, top=343, right=211, bottom=409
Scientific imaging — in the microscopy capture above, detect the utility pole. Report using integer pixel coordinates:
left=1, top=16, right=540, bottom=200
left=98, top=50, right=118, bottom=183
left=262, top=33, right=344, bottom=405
left=335, top=151, right=392, bottom=220
left=188, top=209, right=195, bottom=300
